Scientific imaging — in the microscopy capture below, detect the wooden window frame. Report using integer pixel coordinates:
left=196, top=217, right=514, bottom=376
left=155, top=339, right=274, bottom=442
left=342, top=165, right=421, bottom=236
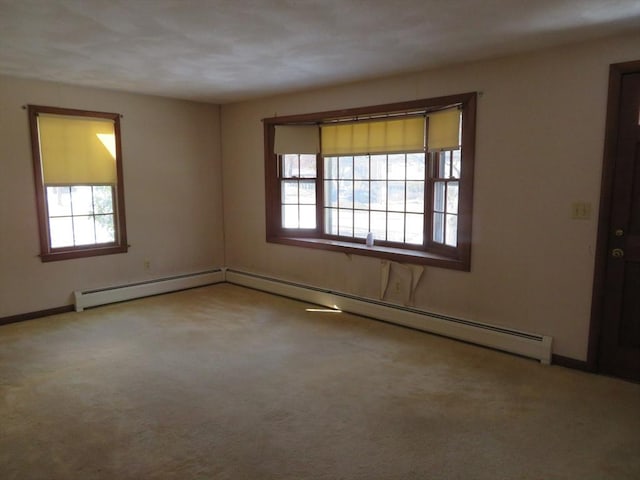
left=28, top=105, right=128, bottom=262
left=263, top=92, right=476, bottom=271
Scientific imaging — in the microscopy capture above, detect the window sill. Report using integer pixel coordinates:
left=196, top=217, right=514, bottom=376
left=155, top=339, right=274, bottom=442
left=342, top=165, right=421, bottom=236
left=267, top=236, right=469, bottom=271
left=40, top=244, right=128, bottom=262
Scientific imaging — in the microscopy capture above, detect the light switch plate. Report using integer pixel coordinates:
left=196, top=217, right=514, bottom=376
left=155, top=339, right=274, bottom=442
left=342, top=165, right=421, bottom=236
left=571, top=202, right=592, bottom=220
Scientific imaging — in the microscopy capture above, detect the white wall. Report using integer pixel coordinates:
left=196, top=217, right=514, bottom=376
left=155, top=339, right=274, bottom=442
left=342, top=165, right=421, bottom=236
left=221, top=32, right=640, bottom=360
left=0, top=76, right=224, bottom=317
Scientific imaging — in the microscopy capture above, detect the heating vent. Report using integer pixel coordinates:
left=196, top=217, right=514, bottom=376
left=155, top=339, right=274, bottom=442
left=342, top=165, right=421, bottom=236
left=74, top=269, right=225, bottom=312
left=225, top=269, right=553, bottom=364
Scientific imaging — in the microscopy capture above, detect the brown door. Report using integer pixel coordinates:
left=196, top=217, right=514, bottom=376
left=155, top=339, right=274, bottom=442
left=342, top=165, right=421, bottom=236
left=595, top=62, right=640, bottom=381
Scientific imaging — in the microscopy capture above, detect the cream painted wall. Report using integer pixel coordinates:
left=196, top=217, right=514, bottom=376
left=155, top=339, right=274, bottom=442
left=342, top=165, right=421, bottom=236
left=0, top=76, right=224, bottom=317
left=221, top=32, right=640, bottom=360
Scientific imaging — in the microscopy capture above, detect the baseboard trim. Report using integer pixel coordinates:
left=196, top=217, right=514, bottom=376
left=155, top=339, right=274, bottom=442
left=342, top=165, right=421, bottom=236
left=226, top=268, right=553, bottom=364
left=4, top=273, right=590, bottom=373
left=0, top=305, right=75, bottom=326
left=74, top=269, right=225, bottom=311
left=552, top=354, right=591, bottom=372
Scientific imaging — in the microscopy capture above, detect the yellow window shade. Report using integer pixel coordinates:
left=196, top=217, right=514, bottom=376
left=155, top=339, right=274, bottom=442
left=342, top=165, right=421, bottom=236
left=321, top=117, right=425, bottom=156
left=38, top=114, right=117, bottom=184
left=427, top=108, right=461, bottom=151
left=274, top=125, right=320, bottom=154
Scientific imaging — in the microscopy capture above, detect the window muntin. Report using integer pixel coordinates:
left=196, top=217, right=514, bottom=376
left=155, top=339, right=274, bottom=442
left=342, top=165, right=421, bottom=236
left=28, top=105, right=128, bottom=262
left=264, top=93, right=476, bottom=270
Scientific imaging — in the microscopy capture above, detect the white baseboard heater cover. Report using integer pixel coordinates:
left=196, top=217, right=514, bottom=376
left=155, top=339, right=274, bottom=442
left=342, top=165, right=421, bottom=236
left=225, top=269, right=553, bottom=364
left=74, top=269, right=225, bottom=312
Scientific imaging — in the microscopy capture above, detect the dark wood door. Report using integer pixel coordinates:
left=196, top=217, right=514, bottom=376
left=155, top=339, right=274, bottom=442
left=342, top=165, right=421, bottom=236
left=598, top=64, right=640, bottom=381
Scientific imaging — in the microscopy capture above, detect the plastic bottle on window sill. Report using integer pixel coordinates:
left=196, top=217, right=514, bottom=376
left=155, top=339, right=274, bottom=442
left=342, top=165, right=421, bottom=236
left=366, top=232, right=374, bottom=247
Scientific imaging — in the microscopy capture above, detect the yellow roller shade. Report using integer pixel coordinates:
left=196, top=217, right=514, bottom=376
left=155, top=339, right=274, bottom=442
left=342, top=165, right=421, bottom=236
left=427, top=108, right=461, bottom=151
left=274, top=125, right=319, bottom=154
left=38, top=114, right=117, bottom=184
left=321, top=117, right=425, bottom=156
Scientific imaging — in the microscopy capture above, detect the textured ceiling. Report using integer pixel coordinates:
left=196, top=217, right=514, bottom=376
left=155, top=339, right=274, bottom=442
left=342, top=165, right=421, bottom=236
left=1, top=0, right=639, bottom=104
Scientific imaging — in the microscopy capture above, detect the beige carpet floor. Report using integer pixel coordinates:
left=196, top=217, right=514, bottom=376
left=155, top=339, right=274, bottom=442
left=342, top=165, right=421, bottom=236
left=1, top=284, right=639, bottom=480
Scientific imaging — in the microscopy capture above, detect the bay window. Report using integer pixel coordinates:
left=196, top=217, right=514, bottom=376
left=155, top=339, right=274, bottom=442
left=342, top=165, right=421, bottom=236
left=264, top=92, right=476, bottom=270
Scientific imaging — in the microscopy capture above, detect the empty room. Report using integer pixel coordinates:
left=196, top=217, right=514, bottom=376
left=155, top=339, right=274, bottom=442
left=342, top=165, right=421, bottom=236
left=1, top=1, right=639, bottom=479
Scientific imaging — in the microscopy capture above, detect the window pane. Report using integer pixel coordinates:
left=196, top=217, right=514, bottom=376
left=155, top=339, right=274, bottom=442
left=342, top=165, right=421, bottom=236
left=438, top=153, right=449, bottom=178
left=354, top=210, right=369, bottom=239
left=370, top=181, right=387, bottom=210
left=338, top=180, right=353, bottom=208
left=299, top=205, right=317, bottom=229
left=299, top=155, right=316, bottom=178
left=324, top=207, right=338, bottom=235
left=406, top=181, right=424, bottom=213
left=433, top=212, right=444, bottom=243
left=324, top=180, right=338, bottom=207
left=387, top=181, right=405, bottom=212
left=299, top=180, right=316, bottom=205
left=388, top=212, right=405, bottom=242
left=406, top=213, right=424, bottom=245
left=283, top=154, right=299, bottom=178
left=324, top=157, right=338, bottom=179
left=338, top=156, right=353, bottom=179
left=73, top=215, right=96, bottom=245
left=338, top=209, right=353, bottom=237
left=446, top=214, right=458, bottom=246
left=406, top=153, right=425, bottom=180
left=451, top=150, right=461, bottom=179
left=434, top=181, right=445, bottom=212
left=281, top=180, right=298, bottom=204
left=95, top=214, right=115, bottom=243
left=388, top=154, right=405, bottom=180
left=354, top=156, right=369, bottom=179
left=370, top=211, right=386, bottom=241
left=49, top=217, right=74, bottom=248
left=93, top=186, right=114, bottom=214
left=46, top=186, right=72, bottom=217
left=370, top=155, right=387, bottom=180
left=354, top=181, right=369, bottom=209
left=282, top=205, right=299, bottom=228
left=446, top=182, right=459, bottom=214
left=71, top=186, right=93, bottom=215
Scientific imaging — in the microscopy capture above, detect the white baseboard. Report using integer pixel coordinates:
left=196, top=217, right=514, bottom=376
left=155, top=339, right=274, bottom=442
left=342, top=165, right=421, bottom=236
left=72, top=267, right=553, bottom=364
left=74, top=269, right=225, bottom=312
left=225, top=268, right=553, bottom=364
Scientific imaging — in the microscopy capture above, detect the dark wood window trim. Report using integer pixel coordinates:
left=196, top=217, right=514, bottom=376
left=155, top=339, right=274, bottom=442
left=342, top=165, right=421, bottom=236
left=28, top=105, right=128, bottom=262
left=263, top=93, right=476, bottom=271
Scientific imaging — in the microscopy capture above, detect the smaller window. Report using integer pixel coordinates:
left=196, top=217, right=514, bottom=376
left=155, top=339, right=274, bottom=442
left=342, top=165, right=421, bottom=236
left=28, top=105, right=128, bottom=262
left=281, top=154, right=317, bottom=229
left=431, top=150, right=461, bottom=247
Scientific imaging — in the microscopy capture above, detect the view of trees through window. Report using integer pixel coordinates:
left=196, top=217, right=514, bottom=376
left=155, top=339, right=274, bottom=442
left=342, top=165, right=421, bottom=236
left=279, top=150, right=462, bottom=247
left=323, top=153, right=428, bottom=245
left=46, top=185, right=115, bottom=248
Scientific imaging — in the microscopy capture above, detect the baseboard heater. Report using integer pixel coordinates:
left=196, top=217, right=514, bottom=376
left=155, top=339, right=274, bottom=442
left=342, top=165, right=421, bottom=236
left=225, top=269, right=553, bottom=364
left=74, top=269, right=225, bottom=312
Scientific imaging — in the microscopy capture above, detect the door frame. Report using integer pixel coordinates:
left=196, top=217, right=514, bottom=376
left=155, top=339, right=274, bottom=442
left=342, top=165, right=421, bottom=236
left=588, top=60, right=640, bottom=371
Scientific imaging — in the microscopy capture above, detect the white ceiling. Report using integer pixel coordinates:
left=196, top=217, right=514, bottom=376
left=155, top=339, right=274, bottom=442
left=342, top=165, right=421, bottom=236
left=1, top=0, right=639, bottom=104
